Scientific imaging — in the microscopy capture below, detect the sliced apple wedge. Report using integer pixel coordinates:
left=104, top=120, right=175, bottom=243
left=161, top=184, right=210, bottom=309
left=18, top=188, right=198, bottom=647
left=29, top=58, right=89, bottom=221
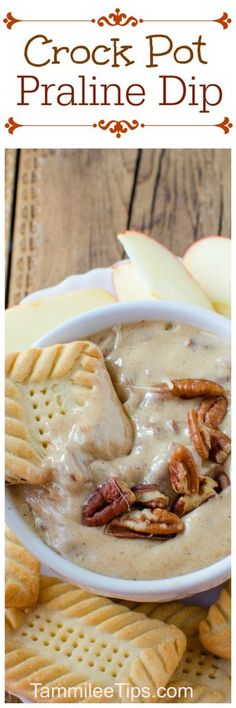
left=5, top=288, right=116, bottom=353
left=117, top=230, right=213, bottom=310
left=112, top=260, right=154, bottom=301
left=183, top=236, right=231, bottom=318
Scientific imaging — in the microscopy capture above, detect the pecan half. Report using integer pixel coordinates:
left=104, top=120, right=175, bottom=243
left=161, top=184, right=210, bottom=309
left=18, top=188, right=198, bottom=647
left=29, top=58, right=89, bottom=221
left=132, top=484, right=169, bottom=509
left=188, top=406, right=230, bottom=463
left=173, top=476, right=218, bottom=517
left=105, top=507, right=183, bottom=539
left=155, top=378, right=225, bottom=399
left=82, top=476, right=135, bottom=527
left=198, top=396, right=227, bottom=427
left=169, top=446, right=200, bottom=495
left=188, top=409, right=210, bottom=460
left=216, top=471, right=231, bottom=491
left=209, top=429, right=231, bottom=464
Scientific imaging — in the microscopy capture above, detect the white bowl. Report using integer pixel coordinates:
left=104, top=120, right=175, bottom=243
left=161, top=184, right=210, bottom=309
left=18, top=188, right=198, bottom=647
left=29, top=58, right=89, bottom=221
left=6, top=301, right=231, bottom=602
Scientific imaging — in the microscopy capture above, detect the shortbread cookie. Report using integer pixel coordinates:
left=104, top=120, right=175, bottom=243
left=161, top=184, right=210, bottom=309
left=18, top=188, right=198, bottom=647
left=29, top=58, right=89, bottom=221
left=5, top=341, right=132, bottom=484
left=128, top=598, right=230, bottom=701
left=5, top=607, right=27, bottom=630
left=6, top=577, right=186, bottom=703
left=163, top=636, right=231, bottom=703
left=199, top=581, right=231, bottom=659
left=120, top=601, right=207, bottom=638
left=5, top=527, right=40, bottom=609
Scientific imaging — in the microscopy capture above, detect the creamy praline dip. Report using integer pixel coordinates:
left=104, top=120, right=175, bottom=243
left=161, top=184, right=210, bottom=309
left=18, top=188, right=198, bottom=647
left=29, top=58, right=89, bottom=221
left=13, top=320, right=231, bottom=580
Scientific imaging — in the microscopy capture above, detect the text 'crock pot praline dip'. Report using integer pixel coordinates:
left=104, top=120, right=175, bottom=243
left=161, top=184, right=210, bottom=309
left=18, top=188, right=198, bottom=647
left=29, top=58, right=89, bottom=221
left=8, top=320, right=231, bottom=580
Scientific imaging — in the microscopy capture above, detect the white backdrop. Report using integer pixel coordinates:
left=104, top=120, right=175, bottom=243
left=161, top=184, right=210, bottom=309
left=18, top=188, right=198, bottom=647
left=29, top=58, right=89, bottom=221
left=0, top=0, right=234, bottom=148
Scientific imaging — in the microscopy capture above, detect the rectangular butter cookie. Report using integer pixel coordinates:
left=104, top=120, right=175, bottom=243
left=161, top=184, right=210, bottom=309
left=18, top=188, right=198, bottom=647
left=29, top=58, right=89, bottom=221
left=199, top=581, right=231, bottom=660
left=162, top=635, right=231, bottom=703
left=6, top=577, right=186, bottom=703
left=5, top=607, right=28, bottom=630
left=5, top=526, right=40, bottom=609
left=5, top=341, right=132, bottom=485
left=120, top=600, right=207, bottom=638
left=119, top=599, right=230, bottom=702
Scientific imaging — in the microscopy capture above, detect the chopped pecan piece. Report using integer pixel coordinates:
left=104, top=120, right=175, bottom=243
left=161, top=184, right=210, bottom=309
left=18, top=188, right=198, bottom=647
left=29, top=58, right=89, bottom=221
left=132, top=483, right=169, bottom=509
left=216, top=471, right=231, bottom=491
left=82, top=476, right=135, bottom=527
left=168, top=419, right=180, bottom=433
left=188, top=409, right=210, bottom=460
left=188, top=404, right=230, bottom=463
left=173, top=476, right=218, bottom=517
left=169, top=446, right=200, bottom=495
left=106, top=507, right=183, bottom=539
left=209, top=429, right=231, bottom=464
left=198, top=396, right=227, bottom=428
left=155, top=378, right=225, bottom=399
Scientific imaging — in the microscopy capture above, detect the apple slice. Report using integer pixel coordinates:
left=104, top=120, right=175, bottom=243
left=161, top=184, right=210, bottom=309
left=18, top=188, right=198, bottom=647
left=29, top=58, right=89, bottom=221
left=183, top=236, right=231, bottom=318
left=5, top=288, right=116, bottom=353
left=117, top=231, right=213, bottom=310
left=112, top=260, right=154, bottom=301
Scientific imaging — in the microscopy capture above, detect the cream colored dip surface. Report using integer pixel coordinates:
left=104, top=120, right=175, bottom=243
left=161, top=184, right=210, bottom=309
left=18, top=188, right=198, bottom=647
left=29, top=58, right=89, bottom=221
left=13, top=320, right=231, bottom=580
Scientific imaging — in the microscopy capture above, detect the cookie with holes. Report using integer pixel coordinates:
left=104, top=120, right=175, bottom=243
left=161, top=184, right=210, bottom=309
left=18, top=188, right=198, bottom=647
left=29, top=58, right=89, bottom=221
left=5, top=526, right=40, bottom=609
left=5, top=577, right=186, bottom=703
left=199, top=581, right=231, bottom=660
left=163, top=636, right=231, bottom=703
left=5, top=341, right=133, bottom=485
left=119, top=600, right=207, bottom=638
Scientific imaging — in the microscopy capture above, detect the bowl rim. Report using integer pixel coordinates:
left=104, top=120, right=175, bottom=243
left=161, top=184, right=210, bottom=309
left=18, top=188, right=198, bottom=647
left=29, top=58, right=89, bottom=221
left=6, top=300, right=231, bottom=601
